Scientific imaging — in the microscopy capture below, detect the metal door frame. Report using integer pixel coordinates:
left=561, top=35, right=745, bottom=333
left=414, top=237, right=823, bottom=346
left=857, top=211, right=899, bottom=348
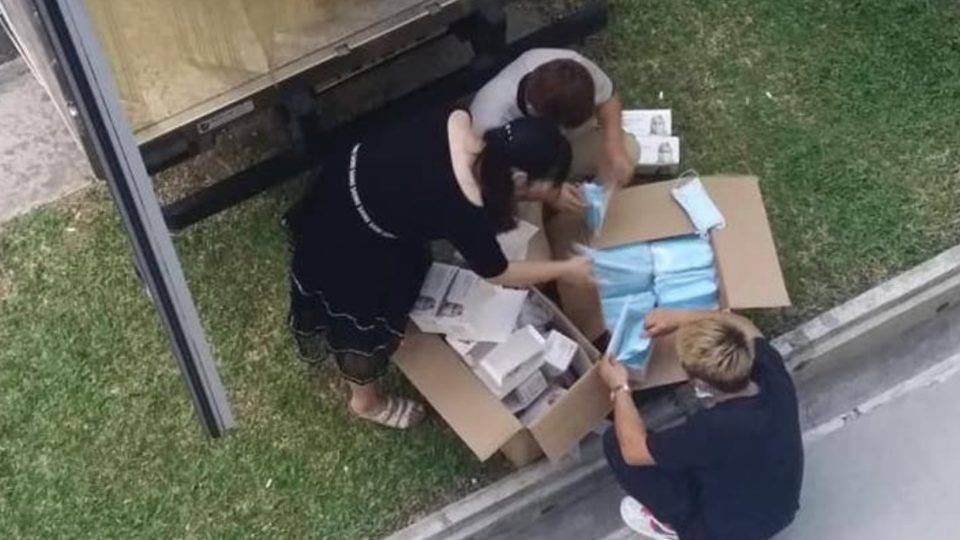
left=35, top=0, right=233, bottom=436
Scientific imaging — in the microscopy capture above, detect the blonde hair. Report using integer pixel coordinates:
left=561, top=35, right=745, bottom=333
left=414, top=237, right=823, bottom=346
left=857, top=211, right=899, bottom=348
left=676, top=318, right=754, bottom=393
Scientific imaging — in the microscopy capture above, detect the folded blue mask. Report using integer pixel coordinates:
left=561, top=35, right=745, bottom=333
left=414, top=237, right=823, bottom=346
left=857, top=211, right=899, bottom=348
left=583, top=242, right=654, bottom=298
left=672, top=177, right=725, bottom=237
left=581, top=182, right=608, bottom=234
left=654, top=268, right=719, bottom=310
left=650, top=235, right=714, bottom=275
left=603, top=292, right=656, bottom=370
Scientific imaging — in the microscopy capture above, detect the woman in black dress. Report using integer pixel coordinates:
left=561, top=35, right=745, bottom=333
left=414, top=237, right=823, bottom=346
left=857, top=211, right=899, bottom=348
left=285, top=109, right=592, bottom=429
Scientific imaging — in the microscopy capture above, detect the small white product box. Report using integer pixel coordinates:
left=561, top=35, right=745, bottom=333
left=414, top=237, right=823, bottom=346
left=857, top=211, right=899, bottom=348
left=411, top=264, right=528, bottom=343
left=635, top=136, right=681, bottom=174
left=409, top=263, right=459, bottom=334
left=438, top=269, right=528, bottom=343
left=503, top=370, right=549, bottom=414
left=479, top=326, right=546, bottom=387
left=542, top=330, right=579, bottom=378
left=622, top=109, right=672, bottom=137
left=445, top=337, right=497, bottom=369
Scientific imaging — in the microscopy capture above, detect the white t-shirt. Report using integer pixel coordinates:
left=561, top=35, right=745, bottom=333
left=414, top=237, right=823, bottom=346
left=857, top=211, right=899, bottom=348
left=469, top=48, right=614, bottom=135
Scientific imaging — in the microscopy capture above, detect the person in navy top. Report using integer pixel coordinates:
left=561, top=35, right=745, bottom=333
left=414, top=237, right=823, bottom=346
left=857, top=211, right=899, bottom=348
left=599, top=308, right=804, bottom=540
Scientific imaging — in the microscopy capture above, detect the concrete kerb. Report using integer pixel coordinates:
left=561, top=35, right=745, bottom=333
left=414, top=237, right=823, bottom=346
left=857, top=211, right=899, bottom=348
left=384, top=243, right=960, bottom=540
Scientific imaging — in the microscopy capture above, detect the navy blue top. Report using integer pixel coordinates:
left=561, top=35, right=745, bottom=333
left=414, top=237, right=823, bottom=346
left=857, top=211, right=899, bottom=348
left=647, top=338, right=804, bottom=540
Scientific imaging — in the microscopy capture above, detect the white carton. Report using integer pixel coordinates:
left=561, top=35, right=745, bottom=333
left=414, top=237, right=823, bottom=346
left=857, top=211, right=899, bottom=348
left=473, top=355, right=545, bottom=399
left=622, top=109, right=672, bottom=137
left=409, top=263, right=459, bottom=333
left=504, top=370, right=549, bottom=413
left=479, top=326, right=546, bottom=387
left=437, top=269, right=528, bottom=343
left=411, top=265, right=528, bottom=343
left=445, top=337, right=497, bottom=368
left=542, top=330, right=579, bottom=378
left=636, top=136, right=681, bottom=173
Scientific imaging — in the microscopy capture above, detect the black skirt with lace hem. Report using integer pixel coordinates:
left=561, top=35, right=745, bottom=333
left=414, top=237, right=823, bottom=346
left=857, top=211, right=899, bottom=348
left=285, top=167, right=430, bottom=385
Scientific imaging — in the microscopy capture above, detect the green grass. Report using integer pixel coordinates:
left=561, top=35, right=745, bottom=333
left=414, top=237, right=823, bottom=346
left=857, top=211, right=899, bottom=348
left=601, top=0, right=960, bottom=328
left=0, top=188, right=503, bottom=539
left=3, top=0, right=960, bottom=537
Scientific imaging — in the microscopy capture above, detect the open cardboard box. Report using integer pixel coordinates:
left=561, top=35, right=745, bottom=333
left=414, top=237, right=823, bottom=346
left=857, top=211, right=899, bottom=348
left=558, top=174, right=791, bottom=385
left=394, top=176, right=790, bottom=467
left=395, top=288, right=612, bottom=467
left=397, top=176, right=789, bottom=467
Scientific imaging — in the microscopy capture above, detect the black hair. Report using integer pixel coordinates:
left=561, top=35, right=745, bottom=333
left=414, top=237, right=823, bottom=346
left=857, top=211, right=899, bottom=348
left=480, top=117, right=572, bottom=232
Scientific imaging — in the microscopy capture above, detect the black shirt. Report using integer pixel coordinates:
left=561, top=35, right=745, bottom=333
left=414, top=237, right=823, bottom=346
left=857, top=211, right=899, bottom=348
left=647, top=338, right=804, bottom=540
left=352, top=108, right=509, bottom=278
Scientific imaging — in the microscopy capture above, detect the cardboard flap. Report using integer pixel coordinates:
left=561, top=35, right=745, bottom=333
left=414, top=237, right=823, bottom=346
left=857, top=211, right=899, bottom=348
left=594, top=175, right=790, bottom=309
left=594, top=181, right=694, bottom=249
left=529, top=365, right=611, bottom=461
left=394, top=328, right=522, bottom=461
left=705, top=176, right=791, bottom=308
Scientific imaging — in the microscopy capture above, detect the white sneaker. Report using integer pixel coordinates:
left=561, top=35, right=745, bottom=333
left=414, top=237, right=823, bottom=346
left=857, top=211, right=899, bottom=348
left=620, top=497, right=679, bottom=540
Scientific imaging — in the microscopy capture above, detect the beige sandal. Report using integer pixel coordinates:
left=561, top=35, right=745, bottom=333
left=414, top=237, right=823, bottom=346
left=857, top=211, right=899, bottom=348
left=352, top=396, right=426, bottom=429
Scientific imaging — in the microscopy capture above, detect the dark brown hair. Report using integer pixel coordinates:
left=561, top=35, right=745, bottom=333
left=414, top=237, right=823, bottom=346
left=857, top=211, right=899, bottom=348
left=524, top=59, right=596, bottom=129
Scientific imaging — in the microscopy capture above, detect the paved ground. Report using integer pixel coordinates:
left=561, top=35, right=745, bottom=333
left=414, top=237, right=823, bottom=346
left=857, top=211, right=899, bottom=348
left=0, top=58, right=92, bottom=223
left=500, top=301, right=960, bottom=540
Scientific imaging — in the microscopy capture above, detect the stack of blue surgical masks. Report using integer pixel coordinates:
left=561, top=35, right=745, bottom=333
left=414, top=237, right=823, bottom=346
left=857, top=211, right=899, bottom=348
left=581, top=182, right=608, bottom=234
left=584, top=235, right=719, bottom=372
left=604, top=292, right=656, bottom=370
left=582, top=242, right=656, bottom=370
left=651, top=235, right=719, bottom=310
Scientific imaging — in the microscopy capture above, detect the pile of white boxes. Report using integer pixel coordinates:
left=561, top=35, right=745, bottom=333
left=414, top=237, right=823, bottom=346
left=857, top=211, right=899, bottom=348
left=411, top=263, right=584, bottom=426
left=623, top=109, right=680, bottom=175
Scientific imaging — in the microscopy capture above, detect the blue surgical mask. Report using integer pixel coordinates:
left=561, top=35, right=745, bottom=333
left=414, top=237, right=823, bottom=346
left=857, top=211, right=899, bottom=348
left=605, top=293, right=656, bottom=371
left=671, top=176, right=725, bottom=237
left=650, top=235, right=715, bottom=275
left=582, top=242, right=655, bottom=298
left=654, top=267, right=719, bottom=310
left=580, top=181, right=608, bottom=234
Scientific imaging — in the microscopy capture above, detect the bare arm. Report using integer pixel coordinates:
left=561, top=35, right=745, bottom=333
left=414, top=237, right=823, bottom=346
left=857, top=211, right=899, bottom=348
left=598, top=355, right=656, bottom=466
left=598, top=95, right=626, bottom=154
left=614, top=387, right=656, bottom=465
left=488, top=257, right=591, bottom=289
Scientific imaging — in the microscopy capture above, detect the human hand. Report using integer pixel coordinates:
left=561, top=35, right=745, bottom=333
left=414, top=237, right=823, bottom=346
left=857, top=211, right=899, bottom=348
left=558, top=256, right=595, bottom=288
left=599, top=150, right=635, bottom=188
left=643, top=308, right=685, bottom=337
left=598, top=354, right=629, bottom=390
left=546, top=183, right=586, bottom=214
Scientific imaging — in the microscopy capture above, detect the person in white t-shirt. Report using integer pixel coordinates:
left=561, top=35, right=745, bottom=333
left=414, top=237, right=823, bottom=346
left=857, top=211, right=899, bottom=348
left=472, top=49, right=640, bottom=343
left=470, top=48, right=639, bottom=200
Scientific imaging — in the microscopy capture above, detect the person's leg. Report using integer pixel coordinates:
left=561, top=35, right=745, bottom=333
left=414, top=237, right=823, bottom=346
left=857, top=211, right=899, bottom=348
left=544, top=204, right=608, bottom=341
left=347, top=380, right=426, bottom=429
left=340, top=351, right=425, bottom=429
left=348, top=381, right=386, bottom=414
left=603, top=428, right=698, bottom=532
left=566, top=124, right=640, bottom=181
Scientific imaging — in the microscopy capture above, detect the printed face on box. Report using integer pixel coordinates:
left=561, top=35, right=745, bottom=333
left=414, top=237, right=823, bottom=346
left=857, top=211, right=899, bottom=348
left=414, top=296, right=436, bottom=312
left=650, top=115, right=667, bottom=135
left=439, top=302, right=464, bottom=318
left=657, top=142, right=674, bottom=164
